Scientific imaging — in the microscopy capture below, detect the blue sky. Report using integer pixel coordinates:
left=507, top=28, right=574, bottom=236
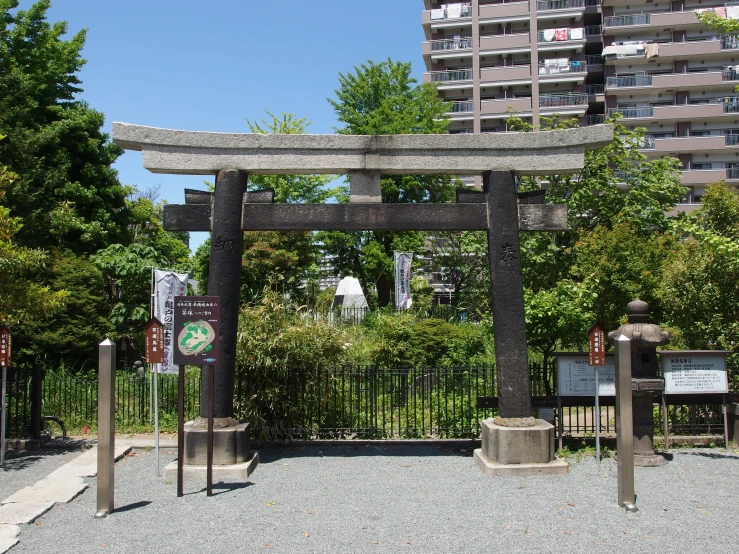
left=32, top=0, right=427, bottom=251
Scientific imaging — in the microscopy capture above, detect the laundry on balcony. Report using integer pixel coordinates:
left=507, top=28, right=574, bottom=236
left=430, top=9, right=445, bottom=19
left=555, top=28, right=569, bottom=41
left=694, top=7, right=728, bottom=19
left=539, top=58, right=572, bottom=74
left=644, top=42, right=660, bottom=58
left=602, top=41, right=646, bottom=58
left=727, top=5, right=739, bottom=19
left=542, top=29, right=556, bottom=42
left=569, top=27, right=584, bottom=40
left=446, top=4, right=462, bottom=18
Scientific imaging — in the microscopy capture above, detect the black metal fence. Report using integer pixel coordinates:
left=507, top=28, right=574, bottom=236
left=3, top=364, right=737, bottom=440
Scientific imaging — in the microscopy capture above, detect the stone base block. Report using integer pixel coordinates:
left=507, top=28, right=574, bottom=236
left=183, top=422, right=250, bottom=466
left=480, top=418, right=555, bottom=465
left=474, top=449, right=569, bottom=476
left=614, top=453, right=667, bottom=467
left=164, top=452, right=259, bottom=482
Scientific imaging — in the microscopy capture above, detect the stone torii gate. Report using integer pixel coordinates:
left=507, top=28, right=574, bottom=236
left=113, top=122, right=612, bottom=474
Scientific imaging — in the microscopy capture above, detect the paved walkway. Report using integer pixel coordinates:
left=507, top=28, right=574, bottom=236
left=2, top=437, right=738, bottom=553
left=0, top=443, right=131, bottom=552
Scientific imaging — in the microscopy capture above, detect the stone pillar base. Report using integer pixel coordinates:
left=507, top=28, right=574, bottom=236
left=475, top=418, right=568, bottom=476
left=183, top=421, right=251, bottom=466
left=614, top=452, right=667, bottom=467
left=164, top=452, right=259, bottom=482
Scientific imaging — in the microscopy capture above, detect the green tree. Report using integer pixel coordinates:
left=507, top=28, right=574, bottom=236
left=14, top=251, right=112, bottom=367
left=0, top=1, right=129, bottom=254
left=194, top=112, right=342, bottom=304
left=661, top=183, right=739, bottom=354
left=504, top=113, right=685, bottom=357
left=321, top=59, right=461, bottom=306
left=0, top=154, right=68, bottom=327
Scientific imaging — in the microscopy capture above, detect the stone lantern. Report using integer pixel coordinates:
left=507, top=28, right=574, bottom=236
left=608, top=299, right=670, bottom=467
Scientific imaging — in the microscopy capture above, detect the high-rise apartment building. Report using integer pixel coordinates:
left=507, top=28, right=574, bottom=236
left=422, top=1, right=739, bottom=206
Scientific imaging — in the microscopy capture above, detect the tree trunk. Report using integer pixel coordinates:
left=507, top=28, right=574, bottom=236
left=377, top=274, right=393, bottom=308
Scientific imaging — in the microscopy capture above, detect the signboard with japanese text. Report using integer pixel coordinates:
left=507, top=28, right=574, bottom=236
left=557, top=354, right=616, bottom=396
left=659, top=351, right=728, bottom=394
left=0, top=325, right=10, bottom=367
left=172, top=297, right=220, bottom=365
left=588, top=322, right=606, bottom=366
left=144, top=318, right=164, bottom=364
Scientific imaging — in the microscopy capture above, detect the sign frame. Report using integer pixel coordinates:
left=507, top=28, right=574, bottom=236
left=658, top=350, right=729, bottom=395
left=555, top=353, right=616, bottom=397
left=144, top=318, right=165, bottom=365
left=587, top=322, right=606, bottom=367
left=172, top=297, right=220, bottom=366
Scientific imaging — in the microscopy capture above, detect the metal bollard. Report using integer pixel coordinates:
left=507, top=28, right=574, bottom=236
left=614, top=334, right=637, bottom=512
left=95, top=339, right=116, bottom=518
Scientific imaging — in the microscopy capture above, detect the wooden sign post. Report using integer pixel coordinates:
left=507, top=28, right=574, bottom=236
left=0, top=325, right=11, bottom=467
left=144, top=318, right=164, bottom=476
left=588, top=322, right=606, bottom=464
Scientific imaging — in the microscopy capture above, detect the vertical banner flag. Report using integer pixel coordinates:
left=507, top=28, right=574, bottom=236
left=153, top=270, right=189, bottom=374
left=394, top=252, right=413, bottom=310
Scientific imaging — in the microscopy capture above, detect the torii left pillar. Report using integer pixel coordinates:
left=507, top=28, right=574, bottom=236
left=175, top=169, right=258, bottom=481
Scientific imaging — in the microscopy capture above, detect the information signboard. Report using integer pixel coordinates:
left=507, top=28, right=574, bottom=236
left=557, top=355, right=616, bottom=396
left=659, top=351, right=728, bottom=394
left=172, top=297, right=220, bottom=365
left=144, top=318, right=164, bottom=364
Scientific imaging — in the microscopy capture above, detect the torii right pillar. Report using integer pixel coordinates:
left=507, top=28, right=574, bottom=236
left=474, top=171, right=569, bottom=476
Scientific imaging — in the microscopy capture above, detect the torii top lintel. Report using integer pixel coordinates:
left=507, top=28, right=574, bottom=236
left=112, top=122, right=613, bottom=177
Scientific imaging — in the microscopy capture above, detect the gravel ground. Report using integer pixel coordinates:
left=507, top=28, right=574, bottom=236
left=9, top=445, right=739, bottom=553
left=0, top=448, right=87, bottom=501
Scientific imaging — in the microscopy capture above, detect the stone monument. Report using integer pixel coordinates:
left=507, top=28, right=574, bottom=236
left=112, top=123, right=612, bottom=476
left=608, top=299, right=670, bottom=467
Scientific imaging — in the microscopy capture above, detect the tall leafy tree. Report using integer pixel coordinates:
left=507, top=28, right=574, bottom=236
left=0, top=1, right=129, bottom=254
left=661, top=183, right=739, bottom=355
left=322, top=59, right=460, bottom=306
left=503, top=113, right=686, bottom=359
left=0, top=150, right=68, bottom=327
left=194, top=112, right=341, bottom=304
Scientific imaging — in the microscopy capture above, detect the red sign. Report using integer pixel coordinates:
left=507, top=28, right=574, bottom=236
left=0, top=325, right=11, bottom=367
left=144, top=318, right=164, bottom=364
left=588, top=322, right=606, bottom=366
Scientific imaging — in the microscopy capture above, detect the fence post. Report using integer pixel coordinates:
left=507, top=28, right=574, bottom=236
left=95, top=339, right=116, bottom=518
left=614, top=334, right=637, bottom=512
left=31, top=363, right=44, bottom=439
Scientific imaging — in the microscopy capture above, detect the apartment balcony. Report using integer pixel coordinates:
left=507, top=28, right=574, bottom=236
left=423, top=36, right=474, bottom=61
left=658, top=36, right=739, bottom=58
left=480, top=64, right=532, bottom=85
left=681, top=169, right=730, bottom=185
left=538, top=61, right=588, bottom=82
left=537, top=28, right=586, bottom=52
left=609, top=99, right=739, bottom=123
left=648, top=135, right=729, bottom=154
left=539, top=92, right=589, bottom=114
left=586, top=54, right=604, bottom=71
left=537, top=0, right=585, bottom=15
left=481, top=97, right=532, bottom=116
left=480, top=32, right=531, bottom=54
left=446, top=101, right=475, bottom=118
left=603, top=14, right=650, bottom=30
left=422, top=69, right=474, bottom=88
left=422, top=3, right=472, bottom=26
left=478, top=1, right=530, bottom=22
left=587, top=114, right=606, bottom=124
left=650, top=10, right=701, bottom=28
